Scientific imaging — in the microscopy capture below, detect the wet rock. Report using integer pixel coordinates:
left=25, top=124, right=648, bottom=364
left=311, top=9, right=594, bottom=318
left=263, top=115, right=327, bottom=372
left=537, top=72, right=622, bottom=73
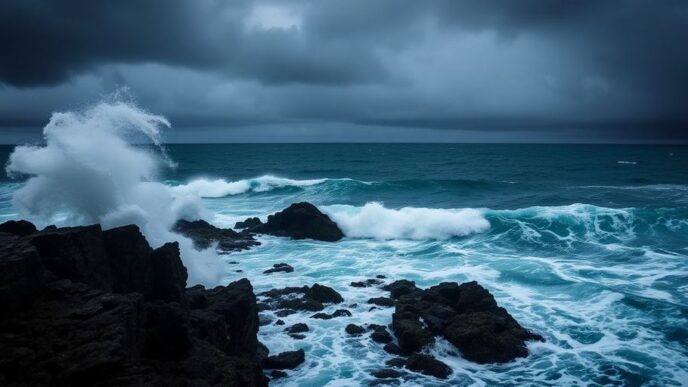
left=391, top=281, right=544, bottom=363
left=371, top=369, right=404, bottom=379
left=259, top=315, right=273, bottom=326
left=250, top=202, right=344, bottom=241
left=275, top=309, right=297, bottom=317
left=285, top=323, right=309, bottom=334
left=383, top=343, right=402, bottom=355
left=173, top=219, right=260, bottom=253
left=384, top=280, right=419, bottom=299
left=263, top=349, right=305, bottom=369
left=345, top=323, right=366, bottom=335
left=386, top=358, right=406, bottom=368
left=263, top=263, right=294, bottom=274
left=371, top=328, right=394, bottom=344
left=368, top=297, right=394, bottom=307
left=259, top=284, right=342, bottom=313
left=376, top=275, right=387, bottom=279
left=350, top=278, right=384, bottom=288
left=275, top=319, right=285, bottom=326
left=0, top=220, right=37, bottom=236
left=306, top=283, right=344, bottom=304
left=311, top=309, right=351, bottom=320
left=289, top=334, right=306, bottom=340
left=270, top=370, right=288, bottom=379
left=404, top=354, right=452, bottom=379
left=235, top=217, right=263, bottom=229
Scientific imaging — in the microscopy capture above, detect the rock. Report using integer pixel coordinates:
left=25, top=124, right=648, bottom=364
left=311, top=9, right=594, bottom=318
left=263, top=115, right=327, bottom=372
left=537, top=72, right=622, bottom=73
left=259, top=315, right=273, bottom=326
left=263, top=263, right=294, bottom=274
left=368, top=297, right=394, bottom=307
left=264, top=349, right=305, bottom=369
left=235, top=217, right=263, bottom=229
left=285, top=323, right=309, bottom=334
left=275, top=319, right=285, bottom=326
left=270, top=370, right=288, bottom=379
left=371, top=369, right=404, bottom=379
left=311, top=309, right=351, bottom=320
left=289, top=334, right=306, bottom=340
left=404, top=354, right=452, bottom=379
left=173, top=219, right=260, bottom=253
left=0, top=220, right=37, bottom=236
left=376, top=275, right=387, bottom=279
left=345, top=324, right=366, bottom=335
left=386, top=358, right=406, bottom=368
left=250, top=202, right=344, bottom=241
left=275, top=309, right=297, bottom=317
left=350, top=278, right=383, bottom=288
left=0, top=223, right=267, bottom=386
left=391, top=281, right=543, bottom=363
left=306, top=283, right=343, bottom=304
left=383, top=343, right=402, bottom=355
left=384, top=280, right=419, bottom=299
left=371, top=328, right=394, bottom=344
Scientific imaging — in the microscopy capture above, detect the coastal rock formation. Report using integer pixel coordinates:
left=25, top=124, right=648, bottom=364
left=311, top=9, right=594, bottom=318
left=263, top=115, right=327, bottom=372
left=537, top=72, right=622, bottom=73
left=235, top=217, right=263, bottom=229
left=248, top=202, right=344, bottom=241
left=174, top=219, right=260, bottom=253
left=258, top=283, right=344, bottom=313
left=0, top=220, right=267, bottom=387
left=388, top=280, right=544, bottom=363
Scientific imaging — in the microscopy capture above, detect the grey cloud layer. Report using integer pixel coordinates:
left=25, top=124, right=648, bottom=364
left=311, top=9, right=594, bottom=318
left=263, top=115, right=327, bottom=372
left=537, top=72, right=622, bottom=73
left=1, top=0, right=686, bottom=141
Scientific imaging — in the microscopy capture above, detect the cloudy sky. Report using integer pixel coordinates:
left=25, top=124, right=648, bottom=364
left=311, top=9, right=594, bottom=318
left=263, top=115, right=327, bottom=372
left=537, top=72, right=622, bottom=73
left=1, top=0, right=687, bottom=143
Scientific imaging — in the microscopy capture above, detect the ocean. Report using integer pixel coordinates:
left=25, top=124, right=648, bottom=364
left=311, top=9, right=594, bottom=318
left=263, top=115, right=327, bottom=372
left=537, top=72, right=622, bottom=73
left=2, top=142, right=687, bottom=386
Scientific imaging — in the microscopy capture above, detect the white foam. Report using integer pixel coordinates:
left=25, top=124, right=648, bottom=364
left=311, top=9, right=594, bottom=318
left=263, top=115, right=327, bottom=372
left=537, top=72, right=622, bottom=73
left=6, top=98, right=223, bottom=286
left=171, top=175, right=327, bottom=198
left=323, top=202, right=490, bottom=240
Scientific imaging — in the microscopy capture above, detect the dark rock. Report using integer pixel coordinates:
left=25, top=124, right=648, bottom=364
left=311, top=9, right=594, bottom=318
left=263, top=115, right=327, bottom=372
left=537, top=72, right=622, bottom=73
left=404, top=354, right=452, bottom=379
left=391, top=280, right=544, bottom=363
left=306, top=283, right=343, bottom=304
left=371, top=328, right=394, bottom=344
left=384, top=280, right=419, bottom=299
left=350, top=278, right=383, bottom=288
left=0, top=220, right=37, bottom=236
left=289, top=334, right=306, bottom=340
left=277, top=297, right=324, bottom=312
left=270, top=370, right=288, bottom=379
left=235, top=217, right=263, bottom=229
left=263, top=263, right=294, bottom=274
left=0, top=223, right=268, bottom=386
left=250, top=202, right=344, bottom=241
left=345, top=323, right=366, bottom=335
left=275, top=319, right=285, bottom=326
left=173, top=219, right=260, bottom=253
left=371, top=369, right=403, bottom=379
left=383, top=343, right=402, bottom=355
left=275, top=309, right=297, bottom=317
left=376, top=275, right=387, bottom=279
left=259, top=315, right=273, bottom=326
left=368, top=297, right=394, bottom=307
left=264, top=349, right=305, bottom=369
left=311, top=309, right=351, bottom=320
left=285, top=323, right=309, bottom=334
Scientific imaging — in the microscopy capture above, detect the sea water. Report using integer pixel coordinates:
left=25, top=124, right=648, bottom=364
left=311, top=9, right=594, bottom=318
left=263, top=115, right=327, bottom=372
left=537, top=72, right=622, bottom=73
left=1, top=126, right=687, bottom=385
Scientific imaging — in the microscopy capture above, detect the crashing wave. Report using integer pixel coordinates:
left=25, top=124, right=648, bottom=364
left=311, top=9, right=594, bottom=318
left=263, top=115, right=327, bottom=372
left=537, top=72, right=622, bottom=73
left=170, top=175, right=328, bottom=198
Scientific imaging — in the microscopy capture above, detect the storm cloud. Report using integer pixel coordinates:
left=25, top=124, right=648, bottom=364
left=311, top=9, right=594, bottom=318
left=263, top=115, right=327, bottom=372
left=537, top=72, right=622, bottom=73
left=1, top=0, right=687, bottom=142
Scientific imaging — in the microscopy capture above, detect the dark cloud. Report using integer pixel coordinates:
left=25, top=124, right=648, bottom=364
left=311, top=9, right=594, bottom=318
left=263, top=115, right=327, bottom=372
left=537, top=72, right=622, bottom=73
left=0, top=0, right=687, bottom=142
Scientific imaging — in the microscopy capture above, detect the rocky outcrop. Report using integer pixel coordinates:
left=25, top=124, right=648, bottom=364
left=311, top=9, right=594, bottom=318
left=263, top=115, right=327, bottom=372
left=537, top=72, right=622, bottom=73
left=263, top=349, right=305, bottom=370
left=248, top=202, right=344, bottom=242
left=173, top=219, right=260, bottom=253
left=258, top=283, right=344, bottom=313
left=235, top=217, right=263, bottom=229
left=0, top=220, right=267, bottom=387
left=388, top=280, right=544, bottom=364
left=263, top=263, right=294, bottom=274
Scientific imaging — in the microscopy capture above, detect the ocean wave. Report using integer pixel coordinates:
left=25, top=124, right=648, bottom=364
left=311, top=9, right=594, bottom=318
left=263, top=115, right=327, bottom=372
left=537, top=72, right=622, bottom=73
left=322, top=202, right=490, bottom=240
left=170, top=175, right=332, bottom=197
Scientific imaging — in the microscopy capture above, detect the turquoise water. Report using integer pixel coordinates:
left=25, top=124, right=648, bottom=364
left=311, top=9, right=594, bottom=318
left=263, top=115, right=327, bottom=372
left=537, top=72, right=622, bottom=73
left=2, top=144, right=687, bottom=386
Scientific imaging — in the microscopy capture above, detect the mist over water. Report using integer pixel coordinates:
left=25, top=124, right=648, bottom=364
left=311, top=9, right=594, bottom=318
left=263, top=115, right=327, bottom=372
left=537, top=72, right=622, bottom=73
left=1, top=107, right=687, bottom=385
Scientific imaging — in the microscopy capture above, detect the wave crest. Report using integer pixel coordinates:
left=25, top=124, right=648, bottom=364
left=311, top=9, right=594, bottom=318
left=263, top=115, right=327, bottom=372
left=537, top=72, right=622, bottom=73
left=171, top=175, right=329, bottom=198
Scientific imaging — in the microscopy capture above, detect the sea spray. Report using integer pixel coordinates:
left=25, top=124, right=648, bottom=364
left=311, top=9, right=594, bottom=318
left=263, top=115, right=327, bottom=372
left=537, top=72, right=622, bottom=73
left=5, top=99, right=223, bottom=285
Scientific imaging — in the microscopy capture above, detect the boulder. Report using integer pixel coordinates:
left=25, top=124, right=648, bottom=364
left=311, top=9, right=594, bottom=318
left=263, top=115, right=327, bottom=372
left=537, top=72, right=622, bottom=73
left=250, top=202, right=344, bottom=241
left=368, top=297, right=394, bottom=307
left=0, top=220, right=37, bottom=236
left=258, top=283, right=342, bottom=312
left=263, top=349, right=305, bottom=369
left=173, top=219, right=260, bottom=253
left=263, top=263, right=294, bottom=274
left=235, top=217, right=263, bottom=229
left=285, top=323, right=309, bottom=334
left=404, top=354, right=452, bottom=379
left=371, top=369, right=404, bottom=379
left=345, top=324, right=366, bottom=335
left=390, top=281, right=544, bottom=363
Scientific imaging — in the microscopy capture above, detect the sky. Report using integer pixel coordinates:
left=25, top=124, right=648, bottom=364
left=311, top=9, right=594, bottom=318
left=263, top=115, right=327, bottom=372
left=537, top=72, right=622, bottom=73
left=1, top=0, right=687, bottom=143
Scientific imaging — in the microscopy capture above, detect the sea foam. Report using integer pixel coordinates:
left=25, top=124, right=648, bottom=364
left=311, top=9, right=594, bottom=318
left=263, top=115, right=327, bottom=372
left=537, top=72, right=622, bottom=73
left=171, top=175, right=327, bottom=197
left=324, top=202, right=490, bottom=240
left=5, top=99, right=223, bottom=286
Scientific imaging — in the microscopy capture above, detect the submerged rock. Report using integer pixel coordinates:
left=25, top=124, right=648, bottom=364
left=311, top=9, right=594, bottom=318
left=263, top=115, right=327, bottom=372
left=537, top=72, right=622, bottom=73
left=263, top=349, right=305, bottom=369
left=173, top=219, right=260, bottom=253
left=311, top=309, right=352, bottom=320
left=350, top=278, right=384, bottom=288
left=371, top=369, right=404, bottom=379
left=249, top=202, right=344, bottom=241
left=390, top=280, right=544, bottom=363
left=0, top=220, right=267, bottom=387
left=263, top=263, right=294, bottom=274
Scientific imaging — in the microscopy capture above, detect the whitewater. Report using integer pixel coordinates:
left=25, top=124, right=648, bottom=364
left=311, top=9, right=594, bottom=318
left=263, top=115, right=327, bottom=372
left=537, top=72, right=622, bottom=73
left=1, top=101, right=687, bottom=386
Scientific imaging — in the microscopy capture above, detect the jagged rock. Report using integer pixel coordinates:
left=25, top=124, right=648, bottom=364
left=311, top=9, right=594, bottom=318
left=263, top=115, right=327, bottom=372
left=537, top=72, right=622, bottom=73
left=371, top=327, right=394, bottom=344
left=371, top=369, right=404, bottom=379
left=0, top=222, right=267, bottom=387
left=264, top=349, right=305, bottom=369
left=350, top=278, right=383, bottom=288
left=0, top=220, right=37, bottom=236
left=250, top=202, right=344, bottom=241
left=311, top=309, right=351, bottom=320
left=259, top=283, right=342, bottom=312
left=263, top=263, right=294, bottom=274
left=404, top=354, right=452, bottom=379
left=275, top=319, right=285, bottom=326
left=345, top=324, right=366, bottom=335
left=390, top=281, right=544, bottom=363
left=383, top=343, right=402, bottom=355
left=285, top=323, right=309, bottom=334
left=368, top=297, right=394, bottom=307
left=306, top=283, right=343, bottom=304
left=173, top=219, right=260, bottom=253
left=384, top=280, right=419, bottom=299
left=235, top=217, right=263, bottom=229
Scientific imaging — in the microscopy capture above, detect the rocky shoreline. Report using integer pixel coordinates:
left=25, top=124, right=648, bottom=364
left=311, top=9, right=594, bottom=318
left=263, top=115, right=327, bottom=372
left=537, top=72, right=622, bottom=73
left=0, top=202, right=543, bottom=385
